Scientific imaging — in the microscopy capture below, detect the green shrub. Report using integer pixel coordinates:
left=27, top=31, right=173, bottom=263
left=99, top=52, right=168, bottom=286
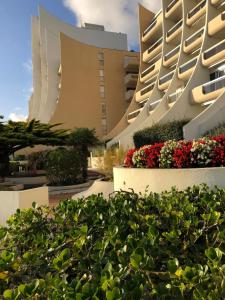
left=46, top=148, right=86, bottom=185
left=9, top=161, right=20, bottom=174
left=133, top=120, right=189, bottom=148
left=0, top=185, right=225, bottom=299
left=204, top=123, right=225, bottom=137
left=27, top=151, right=50, bottom=171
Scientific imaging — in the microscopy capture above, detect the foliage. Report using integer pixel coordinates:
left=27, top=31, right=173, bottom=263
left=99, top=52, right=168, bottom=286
left=0, top=185, right=225, bottom=298
left=0, top=118, right=68, bottom=178
left=46, top=148, right=86, bottom=186
left=97, top=147, right=126, bottom=179
left=133, top=120, right=188, bottom=148
left=205, top=123, right=225, bottom=137
left=125, top=135, right=225, bottom=169
left=27, top=150, right=50, bottom=172
left=67, top=128, right=99, bottom=179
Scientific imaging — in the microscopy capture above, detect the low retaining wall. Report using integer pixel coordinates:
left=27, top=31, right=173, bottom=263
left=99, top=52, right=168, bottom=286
left=113, top=167, right=225, bottom=194
left=0, top=187, right=49, bottom=226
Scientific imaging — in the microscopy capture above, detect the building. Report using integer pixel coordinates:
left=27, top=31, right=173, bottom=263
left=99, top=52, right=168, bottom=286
left=28, top=7, right=139, bottom=138
left=106, top=0, right=225, bottom=148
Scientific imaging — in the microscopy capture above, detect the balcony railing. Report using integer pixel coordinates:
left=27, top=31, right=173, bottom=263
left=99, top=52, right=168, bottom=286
left=140, top=82, right=155, bottom=96
left=166, top=0, right=180, bottom=13
left=179, top=57, right=198, bottom=74
left=203, top=75, right=225, bottom=94
left=143, top=18, right=157, bottom=38
left=149, top=99, right=161, bottom=111
left=159, top=71, right=174, bottom=86
left=127, top=108, right=142, bottom=122
left=141, top=64, right=155, bottom=79
left=168, top=89, right=184, bottom=103
left=184, top=28, right=204, bottom=48
left=147, top=37, right=163, bottom=54
left=164, top=45, right=180, bottom=62
left=203, top=39, right=225, bottom=60
left=187, top=0, right=206, bottom=20
left=166, top=19, right=182, bottom=38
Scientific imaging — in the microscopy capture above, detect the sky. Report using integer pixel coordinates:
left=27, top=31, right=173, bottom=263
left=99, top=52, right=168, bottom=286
left=0, top=0, right=160, bottom=122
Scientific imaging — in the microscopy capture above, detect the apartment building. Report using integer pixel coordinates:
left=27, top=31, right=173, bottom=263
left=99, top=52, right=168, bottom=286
left=107, top=0, right=225, bottom=148
left=28, top=7, right=139, bottom=138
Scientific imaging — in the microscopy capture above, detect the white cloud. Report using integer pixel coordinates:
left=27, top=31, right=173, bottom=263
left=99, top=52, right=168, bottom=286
left=23, top=59, right=33, bottom=73
left=63, top=0, right=161, bottom=48
left=8, top=112, right=27, bottom=122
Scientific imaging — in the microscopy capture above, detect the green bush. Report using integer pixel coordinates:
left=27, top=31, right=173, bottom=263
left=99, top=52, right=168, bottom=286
left=133, top=120, right=189, bottom=148
left=46, top=148, right=86, bottom=185
left=0, top=185, right=225, bottom=299
left=204, top=123, right=225, bottom=137
left=27, top=151, right=49, bottom=171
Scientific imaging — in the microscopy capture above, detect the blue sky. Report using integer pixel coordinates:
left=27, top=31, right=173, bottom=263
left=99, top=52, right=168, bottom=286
left=0, top=0, right=76, bottom=120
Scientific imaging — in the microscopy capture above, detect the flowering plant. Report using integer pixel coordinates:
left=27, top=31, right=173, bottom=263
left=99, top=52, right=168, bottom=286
left=124, top=148, right=137, bottom=167
left=173, top=141, right=192, bottom=168
left=159, top=140, right=178, bottom=168
left=190, top=138, right=218, bottom=167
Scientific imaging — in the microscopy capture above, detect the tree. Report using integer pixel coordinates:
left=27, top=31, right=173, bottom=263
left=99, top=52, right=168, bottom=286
left=66, top=128, right=100, bottom=179
left=0, top=118, right=68, bottom=180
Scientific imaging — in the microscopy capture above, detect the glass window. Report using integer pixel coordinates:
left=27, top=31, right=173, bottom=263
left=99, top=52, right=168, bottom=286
left=99, top=70, right=104, bottom=81
left=100, top=86, right=105, bottom=98
left=98, top=52, right=104, bottom=60
left=101, top=103, right=106, bottom=115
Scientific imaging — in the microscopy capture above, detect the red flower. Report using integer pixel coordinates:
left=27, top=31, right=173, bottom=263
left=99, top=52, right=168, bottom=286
left=211, top=145, right=225, bottom=167
left=173, top=141, right=192, bottom=168
left=145, top=143, right=164, bottom=168
left=124, top=148, right=137, bottom=167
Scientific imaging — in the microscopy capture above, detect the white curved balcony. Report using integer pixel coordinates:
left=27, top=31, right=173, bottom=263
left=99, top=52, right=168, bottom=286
left=208, top=11, right=225, bottom=36
left=140, top=59, right=161, bottom=83
left=165, top=0, right=182, bottom=19
left=178, top=56, right=198, bottom=80
left=202, top=39, right=225, bottom=67
left=143, top=37, right=163, bottom=62
left=158, top=71, right=174, bottom=91
left=183, top=28, right=204, bottom=53
left=186, top=0, right=206, bottom=26
left=136, top=82, right=155, bottom=102
left=192, top=75, right=225, bottom=103
left=127, top=108, right=143, bottom=124
left=142, top=12, right=163, bottom=43
left=211, top=0, right=224, bottom=6
left=149, top=99, right=161, bottom=113
left=163, top=45, right=180, bottom=67
left=166, top=19, right=183, bottom=43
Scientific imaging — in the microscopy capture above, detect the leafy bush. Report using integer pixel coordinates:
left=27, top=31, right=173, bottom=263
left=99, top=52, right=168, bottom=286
left=205, top=123, right=225, bottom=137
left=46, top=148, right=86, bottom=185
left=133, top=120, right=189, bottom=148
left=0, top=185, right=225, bottom=299
left=27, top=151, right=50, bottom=171
left=125, top=135, right=225, bottom=169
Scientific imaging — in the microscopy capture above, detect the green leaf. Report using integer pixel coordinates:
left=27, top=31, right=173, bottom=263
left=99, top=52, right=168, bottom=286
left=3, top=290, right=13, bottom=300
left=167, top=258, right=179, bottom=273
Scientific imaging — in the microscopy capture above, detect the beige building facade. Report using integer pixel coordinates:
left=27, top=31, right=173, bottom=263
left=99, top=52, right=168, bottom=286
left=107, top=0, right=225, bottom=148
left=29, top=7, right=139, bottom=138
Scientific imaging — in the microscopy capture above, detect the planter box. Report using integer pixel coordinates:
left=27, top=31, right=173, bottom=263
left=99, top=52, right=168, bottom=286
left=0, top=187, right=49, bottom=226
left=113, top=167, right=225, bottom=194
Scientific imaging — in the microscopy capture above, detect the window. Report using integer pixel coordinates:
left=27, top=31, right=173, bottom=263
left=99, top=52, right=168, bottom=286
left=99, top=60, right=104, bottom=68
left=99, top=69, right=104, bottom=81
left=101, top=118, right=107, bottom=134
left=101, top=102, right=106, bottom=115
left=98, top=52, right=104, bottom=60
left=100, top=85, right=105, bottom=98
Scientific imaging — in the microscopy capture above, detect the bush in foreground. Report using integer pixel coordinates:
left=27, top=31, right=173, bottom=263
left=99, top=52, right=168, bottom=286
left=125, top=135, right=225, bottom=169
left=0, top=185, right=225, bottom=299
left=133, top=120, right=188, bottom=148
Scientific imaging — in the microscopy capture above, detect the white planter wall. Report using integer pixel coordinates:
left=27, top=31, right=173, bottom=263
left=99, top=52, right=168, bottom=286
left=0, top=187, right=49, bottom=226
left=114, top=167, right=225, bottom=194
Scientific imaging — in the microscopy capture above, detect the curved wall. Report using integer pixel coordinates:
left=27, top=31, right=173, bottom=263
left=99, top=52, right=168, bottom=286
left=107, top=0, right=225, bottom=148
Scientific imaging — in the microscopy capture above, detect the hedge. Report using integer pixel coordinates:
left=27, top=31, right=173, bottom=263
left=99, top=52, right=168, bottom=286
left=205, top=123, right=225, bottom=137
left=0, top=185, right=225, bottom=299
left=46, top=148, right=86, bottom=185
left=133, top=120, right=189, bottom=148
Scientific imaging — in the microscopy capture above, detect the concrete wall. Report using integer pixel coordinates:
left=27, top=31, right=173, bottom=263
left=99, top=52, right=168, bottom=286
left=50, top=33, right=138, bottom=138
left=29, top=6, right=129, bottom=125
left=0, top=187, right=49, bottom=226
left=114, top=167, right=225, bottom=194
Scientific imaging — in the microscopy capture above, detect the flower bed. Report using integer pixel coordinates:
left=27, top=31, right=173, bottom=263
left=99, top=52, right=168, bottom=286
left=124, top=135, right=225, bottom=169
